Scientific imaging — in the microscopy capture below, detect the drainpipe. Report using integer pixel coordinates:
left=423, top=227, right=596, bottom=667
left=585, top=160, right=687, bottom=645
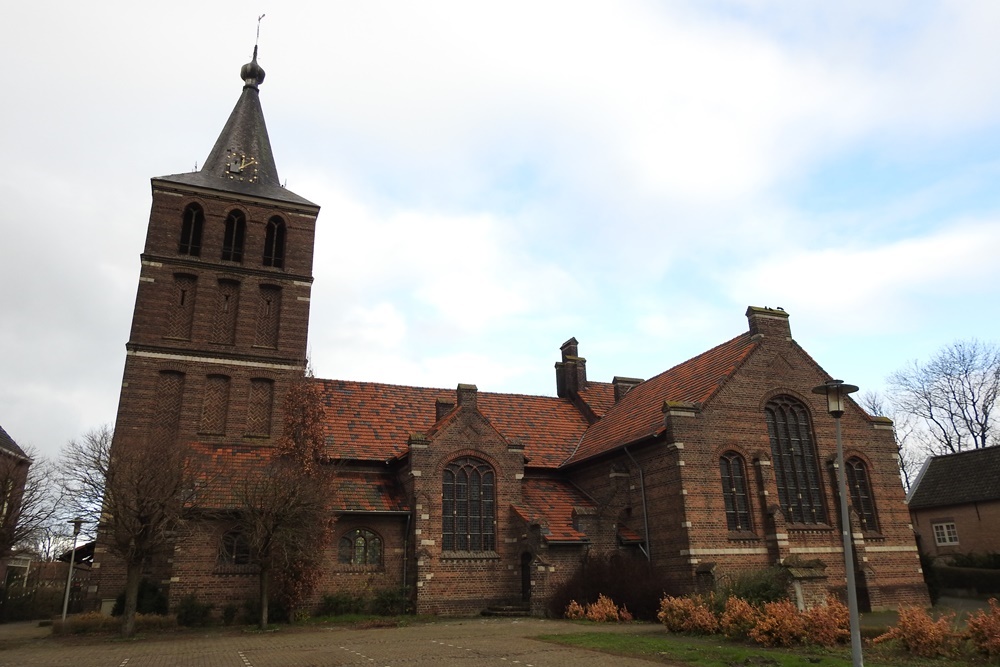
left=403, top=511, right=411, bottom=590
left=623, top=446, right=651, bottom=561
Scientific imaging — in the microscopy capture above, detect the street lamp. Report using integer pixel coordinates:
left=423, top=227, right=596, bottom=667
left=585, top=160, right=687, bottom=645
left=61, top=518, right=83, bottom=622
left=812, top=379, right=862, bottom=667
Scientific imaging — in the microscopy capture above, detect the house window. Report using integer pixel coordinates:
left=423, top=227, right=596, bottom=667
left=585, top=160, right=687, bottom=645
left=221, top=210, right=246, bottom=262
left=765, top=396, right=827, bottom=524
left=720, top=451, right=752, bottom=532
left=932, top=522, right=959, bottom=546
left=263, top=216, right=286, bottom=268
left=338, top=528, right=382, bottom=566
left=179, top=204, right=203, bottom=256
left=219, top=530, right=251, bottom=565
left=165, top=273, right=197, bottom=340
left=442, top=457, right=495, bottom=552
left=246, top=378, right=274, bottom=436
left=845, top=457, right=878, bottom=532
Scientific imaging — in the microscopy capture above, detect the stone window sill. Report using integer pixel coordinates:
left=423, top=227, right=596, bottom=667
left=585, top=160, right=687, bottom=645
left=441, top=551, right=500, bottom=561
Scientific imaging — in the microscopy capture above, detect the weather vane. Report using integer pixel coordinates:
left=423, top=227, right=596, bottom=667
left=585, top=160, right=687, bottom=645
left=256, top=14, right=266, bottom=48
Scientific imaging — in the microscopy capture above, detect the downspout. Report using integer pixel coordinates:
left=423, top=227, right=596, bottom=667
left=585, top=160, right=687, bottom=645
left=623, top=445, right=651, bottom=562
left=403, top=511, right=411, bottom=591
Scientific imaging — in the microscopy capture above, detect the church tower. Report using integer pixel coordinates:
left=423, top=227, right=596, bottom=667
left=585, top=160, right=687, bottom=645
left=93, top=49, right=319, bottom=607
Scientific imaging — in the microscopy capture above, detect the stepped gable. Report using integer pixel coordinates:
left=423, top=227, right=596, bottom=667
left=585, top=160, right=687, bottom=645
left=563, top=332, right=758, bottom=466
left=907, top=447, right=1000, bottom=509
left=515, top=478, right=595, bottom=543
left=314, top=378, right=589, bottom=468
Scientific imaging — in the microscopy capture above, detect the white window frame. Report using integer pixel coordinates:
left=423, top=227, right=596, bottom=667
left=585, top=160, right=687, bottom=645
left=932, top=522, right=959, bottom=546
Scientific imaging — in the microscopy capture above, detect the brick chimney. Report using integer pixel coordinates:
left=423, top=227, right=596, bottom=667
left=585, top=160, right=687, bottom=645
left=555, top=337, right=587, bottom=398
left=612, top=376, right=643, bottom=402
left=745, top=306, right=791, bottom=341
left=456, top=383, right=478, bottom=409
left=436, top=398, right=455, bottom=421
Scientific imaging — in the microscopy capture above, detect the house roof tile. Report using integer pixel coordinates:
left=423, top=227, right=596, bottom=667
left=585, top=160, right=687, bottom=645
left=907, top=447, right=1000, bottom=509
left=563, top=333, right=758, bottom=465
left=332, top=471, right=409, bottom=513
left=577, top=382, right=616, bottom=418
left=517, top=477, right=595, bottom=543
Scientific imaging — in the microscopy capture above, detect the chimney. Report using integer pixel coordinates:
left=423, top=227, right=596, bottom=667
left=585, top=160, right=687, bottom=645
left=555, top=337, right=587, bottom=398
left=745, top=306, right=791, bottom=341
left=435, top=398, right=455, bottom=421
left=612, top=376, right=643, bottom=402
left=456, top=383, right=478, bottom=409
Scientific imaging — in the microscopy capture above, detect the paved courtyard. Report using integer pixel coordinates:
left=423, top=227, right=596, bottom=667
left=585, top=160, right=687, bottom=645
left=0, top=617, right=669, bottom=666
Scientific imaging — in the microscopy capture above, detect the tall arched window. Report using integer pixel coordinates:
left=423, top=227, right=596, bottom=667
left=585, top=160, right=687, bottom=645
left=845, top=457, right=878, bottom=532
left=179, top=204, right=204, bottom=256
left=263, top=216, right=286, bottom=268
left=338, top=528, right=382, bottom=565
left=221, top=210, right=246, bottom=262
left=443, top=457, right=495, bottom=552
left=765, top=396, right=827, bottom=524
left=720, top=451, right=752, bottom=531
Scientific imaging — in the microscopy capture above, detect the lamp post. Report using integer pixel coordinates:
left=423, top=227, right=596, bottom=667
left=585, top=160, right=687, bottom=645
left=61, top=518, right=83, bottom=622
left=812, top=379, right=862, bottom=667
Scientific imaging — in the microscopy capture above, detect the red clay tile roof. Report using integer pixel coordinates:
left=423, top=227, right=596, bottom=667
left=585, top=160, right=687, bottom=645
left=517, top=477, right=595, bottom=543
left=315, top=379, right=589, bottom=468
left=617, top=525, right=643, bottom=544
left=577, top=382, right=616, bottom=418
left=186, top=443, right=278, bottom=509
left=563, top=333, right=758, bottom=466
left=333, top=471, right=409, bottom=513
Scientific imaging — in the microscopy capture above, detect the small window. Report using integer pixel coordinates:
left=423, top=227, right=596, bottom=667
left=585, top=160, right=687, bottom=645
left=720, top=451, right=752, bottom=532
left=222, top=210, right=246, bottom=262
left=338, top=528, right=382, bottom=566
left=179, top=204, right=204, bottom=256
left=845, top=457, right=878, bottom=532
left=263, top=216, right=286, bottom=268
left=219, top=530, right=252, bottom=565
left=932, top=522, right=959, bottom=546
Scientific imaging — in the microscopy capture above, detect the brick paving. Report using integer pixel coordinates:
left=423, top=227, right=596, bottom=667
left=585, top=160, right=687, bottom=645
left=0, top=618, right=669, bottom=666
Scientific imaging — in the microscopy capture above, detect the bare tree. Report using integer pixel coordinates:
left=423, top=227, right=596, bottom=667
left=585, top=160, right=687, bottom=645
left=1, top=446, right=60, bottom=564
left=888, top=339, right=1000, bottom=455
left=859, top=390, right=920, bottom=492
left=60, top=425, right=194, bottom=637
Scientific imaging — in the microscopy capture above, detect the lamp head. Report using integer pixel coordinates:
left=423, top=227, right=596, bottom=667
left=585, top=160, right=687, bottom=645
left=812, top=379, right=860, bottom=418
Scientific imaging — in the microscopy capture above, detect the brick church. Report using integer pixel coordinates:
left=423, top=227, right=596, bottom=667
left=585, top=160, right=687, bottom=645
left=93, top=50, right=929, bottom=616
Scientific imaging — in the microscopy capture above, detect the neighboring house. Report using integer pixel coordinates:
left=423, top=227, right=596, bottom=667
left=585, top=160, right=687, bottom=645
left=92, top=50, right=929, bottom=616
left=907, top=447, right=1000, bottom=559
left=0, top=424, right=31, bottom=582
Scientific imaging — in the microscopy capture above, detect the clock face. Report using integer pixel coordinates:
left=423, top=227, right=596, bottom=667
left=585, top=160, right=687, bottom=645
left=225, top=150, right=259, bottom=183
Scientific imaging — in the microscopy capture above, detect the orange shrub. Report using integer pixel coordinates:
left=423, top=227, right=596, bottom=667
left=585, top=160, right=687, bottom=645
left=802, top=596, right=850, bottom=647
left=965, top=598, right=1000, bottom=657
left=586, top=594, right=621, bottom=622
left=749, top=600, right=807, bottom=647
left=657, top=595, right=718, bottom=634
left=619, top=605, right=634, bottom=622
left=719, top=596, right=761, bottom=639
left=564, top=599, right=586, bottom=620
left=873, top=606, right=957, bottom=658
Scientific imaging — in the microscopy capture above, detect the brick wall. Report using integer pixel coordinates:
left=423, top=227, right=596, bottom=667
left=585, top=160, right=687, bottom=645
left=912, top=500, right=1000, bottom=559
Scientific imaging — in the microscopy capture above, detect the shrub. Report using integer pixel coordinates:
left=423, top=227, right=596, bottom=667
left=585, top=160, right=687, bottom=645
left=802, top=596, right=849, bottom=647
left=111, top=579, right=168, bottom=616
left=585, top=594, right=621, bottom=622
left=716, top=567, right=790, bottom=607
left=657, top=595, right=718, bottom=634
left=873, top=606, right=958, bottom=658
left=935, top=565, right=1000, bottom=595
left=749, top=600, right=807, bottom=647
left=175, top=595, right=214, bottom=627
left=719, top=596, right=760, bottom=640
left=547, top=553, right=671, bottom=620
left=564, top=600, right=585, bottom=620
left=949, top=552, right=1000, bottom=569
left=965, top=597, right=1000, bottom=657
left=318, top=592, right=367, bottom=616
left=53, top=611, right=178, bottom=635
left=371, top=588, right=412, bottom=616
left=222, top=603, right=239, bottom=626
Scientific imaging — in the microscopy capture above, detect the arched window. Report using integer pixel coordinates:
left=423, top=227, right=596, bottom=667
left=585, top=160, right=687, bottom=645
left=765, top=396, right=827, bottom=524
left=221, top=210, right=246, bottom=262
left=219, top=530, right=251, bottom=565
left=845, top=457, right=878, bottom=532
left=263, top=216, right=286, bottom=268
left=338, top=528, right=382, bottom=566
left=442, top=457, right=495, bottom=551
left=720, top=451, right=752, bottom=531
left=179, top=204, right=203, bottom=256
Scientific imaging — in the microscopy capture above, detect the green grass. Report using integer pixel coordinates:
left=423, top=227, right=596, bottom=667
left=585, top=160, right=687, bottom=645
left=535, top=631, right=985, bottom=667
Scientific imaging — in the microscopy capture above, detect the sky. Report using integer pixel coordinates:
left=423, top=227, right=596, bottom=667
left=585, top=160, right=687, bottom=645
left=2, top=1, right=1000, bottom=462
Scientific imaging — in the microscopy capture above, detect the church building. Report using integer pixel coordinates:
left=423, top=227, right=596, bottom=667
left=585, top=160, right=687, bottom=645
left=93, top=51, right=929, bottom=616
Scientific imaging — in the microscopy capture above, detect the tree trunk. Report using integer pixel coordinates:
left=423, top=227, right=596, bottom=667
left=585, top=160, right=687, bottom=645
left=122, top=561, right=142, bottom=637
left=259, top=566, right=270, bottom=630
